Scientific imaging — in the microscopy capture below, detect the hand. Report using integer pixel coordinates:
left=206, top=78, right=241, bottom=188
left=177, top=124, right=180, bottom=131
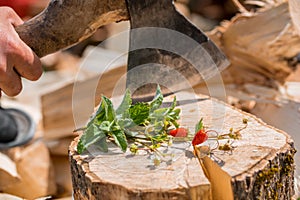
left=0, top=7, right=42, bottom=97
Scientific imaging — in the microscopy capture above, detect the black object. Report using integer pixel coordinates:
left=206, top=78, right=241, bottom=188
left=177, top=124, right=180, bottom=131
left=0, top=107, right=35, bottom=149
left=0, top=108, right=18, bottom=142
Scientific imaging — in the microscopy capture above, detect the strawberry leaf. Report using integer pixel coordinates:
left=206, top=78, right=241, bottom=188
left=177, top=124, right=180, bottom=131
left=195, top=118, right=204, bottom=133
left=77, top=124, right=106, bottom=154
left=116, top=89, right=132, bottom=119
left=112, top=130, right=128, bottom=152
left=102, top=96, right=115, bottom=122
left=77, top=85, right=182, bottom=155
left=129, top=102, right=150, bottom=125
left=150, top=85, right=163, bottom=112
left=94, top=137, right=108, bottom=152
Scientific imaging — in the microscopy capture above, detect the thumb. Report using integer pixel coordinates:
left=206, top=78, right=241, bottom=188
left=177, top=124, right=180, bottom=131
left=3, top=7, right=24, bottom=27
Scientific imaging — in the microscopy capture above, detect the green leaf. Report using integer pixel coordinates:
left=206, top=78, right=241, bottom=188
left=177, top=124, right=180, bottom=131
left=168, top=108, right=181, bottom=120
left=195, top=118, right=204, bottom=133
left=112, top=130, right=128, bottom=152
left=150, top=108, right=168, bottom=122
left=78, top=85, right=183, bottom=154
left=150, top=85, right=163, bottom=112
left=99, top=121, right=112, bottom=132
left=147, top=96, right=180, bottom=133
left=82, top=124, right=106, bottom=149
left=124, top=129, right=138, bottom=137
left=171, top=120, right=179, bottom=128
left=77, top=124, right=106, bottom=154
left=111, top=123, right=121, bottom=132
left=117, top=118, right=134, bottom=129
left=102, top=96, right=116, bottom=122
left=87, top=102, right=106, bottom=127
left=129, top=102, right=150, bottom=125
left=153, top=121, right=165, bottom=133
left=151, top=97, right=176, bottom=118
left=167, top=96, right=177, bottom=113
left=94, top=137, right=108, bottom=152
left=116, top=89, right=132, bottom=118
left=77, top=139, right=85, bottom=154
left=87, top=95, right=115, bottom=126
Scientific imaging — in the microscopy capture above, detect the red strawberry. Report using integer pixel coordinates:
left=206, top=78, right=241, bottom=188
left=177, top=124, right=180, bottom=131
left=169, top=128, right=188, bottom=137
left=192, top=129, right=208, bottom=146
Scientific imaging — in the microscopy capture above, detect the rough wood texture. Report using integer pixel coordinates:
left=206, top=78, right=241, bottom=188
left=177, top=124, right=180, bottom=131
left=16, top=0, right=129, bottom=57
left=69, top=93, right=295, bottom=199
left=209, top=2, right=300, bottom=88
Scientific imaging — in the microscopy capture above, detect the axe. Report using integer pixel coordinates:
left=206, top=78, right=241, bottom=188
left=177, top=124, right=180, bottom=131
left=0, top=0, right=229, bottom=148
left=15, top=0, right=229, bottom=97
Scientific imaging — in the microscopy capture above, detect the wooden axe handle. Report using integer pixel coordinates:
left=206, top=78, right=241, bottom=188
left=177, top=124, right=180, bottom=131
left=15, top=0, right=129, bottom=57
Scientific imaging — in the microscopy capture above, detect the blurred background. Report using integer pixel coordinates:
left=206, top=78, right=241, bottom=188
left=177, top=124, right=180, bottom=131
left=1, top=0, right=300, bottom=199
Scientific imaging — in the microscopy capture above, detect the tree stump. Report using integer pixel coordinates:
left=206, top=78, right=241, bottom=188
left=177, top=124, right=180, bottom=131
left=69, top=93, right=296, bottom=200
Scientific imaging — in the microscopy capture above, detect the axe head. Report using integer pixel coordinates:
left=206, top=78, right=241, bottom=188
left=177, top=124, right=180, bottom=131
left=125, top=0, right=229, bottom=100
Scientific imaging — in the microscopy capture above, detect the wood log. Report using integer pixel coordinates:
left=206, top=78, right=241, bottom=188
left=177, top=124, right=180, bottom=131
left=69, top=92, right=295, bottom=199
left=0, top=153, right=20, bottom=190
left=16, top=0, right=129, bottom=57
left=208, top=2, right=300, bottom=88
left=2, top=141, right=57, bottom=199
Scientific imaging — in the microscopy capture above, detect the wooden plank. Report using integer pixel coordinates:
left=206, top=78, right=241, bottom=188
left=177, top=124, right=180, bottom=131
left=41, top=65, right=126, bottom=140
left=69, top=92, right=295, bottom=199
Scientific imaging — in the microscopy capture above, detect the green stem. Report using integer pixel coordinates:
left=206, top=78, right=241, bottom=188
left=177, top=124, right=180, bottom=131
left=135, top=140, right=165, bottom=158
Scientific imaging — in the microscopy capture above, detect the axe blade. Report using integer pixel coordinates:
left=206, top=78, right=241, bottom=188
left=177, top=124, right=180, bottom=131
left=125, top=0, right=229, bottom=99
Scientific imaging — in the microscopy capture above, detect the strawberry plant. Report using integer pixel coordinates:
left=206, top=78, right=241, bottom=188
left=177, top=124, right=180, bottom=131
left=76, top=85, right=181, bottom=154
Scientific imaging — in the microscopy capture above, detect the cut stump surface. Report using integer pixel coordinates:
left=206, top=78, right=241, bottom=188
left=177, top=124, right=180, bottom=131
left=69, top=93, right=295, bottom=200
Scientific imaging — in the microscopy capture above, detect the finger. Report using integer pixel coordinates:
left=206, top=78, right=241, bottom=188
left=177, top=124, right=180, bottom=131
left=2, top=74, right=22, bottom=97
left=2, top=7, right=24, bottom=27
left=4, top=11, right=43, bottom=81
left=0, top=62, right=22, bottom=97
left=10, top=41, right=42, bottom=81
